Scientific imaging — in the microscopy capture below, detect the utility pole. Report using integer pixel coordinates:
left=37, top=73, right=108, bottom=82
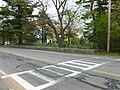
left=107, top=0, right=111, bottom=52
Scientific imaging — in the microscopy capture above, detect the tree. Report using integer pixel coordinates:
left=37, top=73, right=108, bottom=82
left=77, top=0, right=120, bottom=52
left=77, top=0, right=109, bottom=50
left=64, top=9, right=82, bottom=47
left=0, top=0, right=35, bottom=45
left=36, top=0, right=81, bottom=47
left=37, top=9, right=48, bottom=43
left=110, top=0, right=120, bottom=52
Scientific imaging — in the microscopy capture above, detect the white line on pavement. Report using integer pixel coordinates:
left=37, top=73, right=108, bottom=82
left=84, top=63, right=103, bottom=70
left=1, top=70, right=32, bottom=79
left=117, top=59, right=120, bottom=61
left=69, top=61, right=91, bottom=67
left=59, top=63, right=86, bottom=70
left=0, top=70, right=7, bottom=76
left=43, top=65, right=79, bottom=73
left=1, top=59, right=106, bottom=90
left=72, top=60, right=98, bottom=65
left=11, top=74, right=35, bottom=90
left=35, top=78, right=65, bottom=90
left=94, top=57, right=99, bottom=58
left=43, top=68, right=64, bottom=75
left=29, top=71, right=53, bottom=82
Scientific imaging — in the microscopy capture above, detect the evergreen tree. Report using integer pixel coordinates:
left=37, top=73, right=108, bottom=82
left=0, top=0, right=35, bottom=45
left=77, top=0, right=120, bottom=52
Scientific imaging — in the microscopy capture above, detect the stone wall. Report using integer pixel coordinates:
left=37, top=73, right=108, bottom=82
left=5, top=45, right=95, bottom=54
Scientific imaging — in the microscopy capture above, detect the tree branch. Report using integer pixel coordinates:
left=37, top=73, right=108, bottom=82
left=63, top=4, right=81, bottom=31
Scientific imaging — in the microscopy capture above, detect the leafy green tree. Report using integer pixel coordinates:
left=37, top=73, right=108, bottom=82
left=77, top=0, right=107, bottom=49
left=77, top=0, right=120, bottom=52
left=0, top=0, right=35, bottom=45
left=110, top=0, right=120, bottom=52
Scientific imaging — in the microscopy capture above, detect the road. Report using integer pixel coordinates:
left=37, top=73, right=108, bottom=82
left=0, top=47, right=120, bottom=90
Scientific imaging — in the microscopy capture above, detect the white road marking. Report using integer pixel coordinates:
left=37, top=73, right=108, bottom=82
left=72, top=60, right=98, bottom=65
left=59, top=63, right=86, bottom=70
left=30, top=71, right=53, bottom=82
left=69, top=61, right=91, bottom=67
left=84, top=63, right=104, bottom=70
left=43, top=65, right=81, bottom=77
left=94, top=57, right=99, bottom=58
left=1, top=70, right=32, bottom=79
left=93, top=57, right=120, bottom=62
left=117, top=59, right=120, bottom=61
left=11, top=74, right=35, bottom=90
left=1, top=59, right=106, bottom=90
left=0, top=70, right=7, bottom=76
left=35, top=78, right=65, bottom=90
left=42, top=68, right=64, bottom=75
left=45, top=65, right=78, bottom=73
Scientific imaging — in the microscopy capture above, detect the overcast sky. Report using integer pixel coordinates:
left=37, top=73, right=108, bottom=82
left=0, top=0, right=6, bottom=6
left=0, top=0, right=78, bottom=15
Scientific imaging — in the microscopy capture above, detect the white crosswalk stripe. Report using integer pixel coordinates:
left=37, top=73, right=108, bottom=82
left=1, top=59, right=105, bottom=90
left=29, top=71, right=53, bottom=82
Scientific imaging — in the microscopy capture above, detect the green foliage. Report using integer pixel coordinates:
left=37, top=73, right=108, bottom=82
left=77, top=0, right=120, bottom=52
left=95, top=51, right=120, bottom=56
left=0, top=0, right=36, bottom=45
left=33, top=42, right=59, bottom=47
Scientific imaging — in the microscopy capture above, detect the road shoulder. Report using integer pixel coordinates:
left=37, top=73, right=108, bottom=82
left=0, top=71, right=24, bottom=90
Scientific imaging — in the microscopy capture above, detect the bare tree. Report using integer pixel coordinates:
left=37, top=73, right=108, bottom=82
left=36, top=0, right=81, bottom=47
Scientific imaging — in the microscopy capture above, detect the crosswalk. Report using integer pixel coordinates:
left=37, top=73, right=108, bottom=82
left=2, top=59, right=105, bottom=90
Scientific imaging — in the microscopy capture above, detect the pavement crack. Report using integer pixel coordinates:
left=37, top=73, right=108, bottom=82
left=16, top=62, right=42, bottom=69
left=72, top=72, right=120, bottom=90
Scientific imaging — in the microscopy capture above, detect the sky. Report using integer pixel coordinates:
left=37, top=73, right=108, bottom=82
left=33, top=0, right=79, bottom=15
left=0, top=0, right=79, bottom=15
left=0, top=0, right=7, bottom=6
left=0, top=0, right=83, bottom=37
left=0, top=0, right=83, bottom=22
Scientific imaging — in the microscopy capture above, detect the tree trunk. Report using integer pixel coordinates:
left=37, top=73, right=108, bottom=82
left=67, top=35, right=71, bottom=47
left=18, top=32, right=22, bottom=45
left=2, top=38, right=5, bottom=45
left=41, top=27, right=44, bottom=43
left=41, top=27, right=47, bottom=43
left=55, top=34, right=64, bottom=47
left=59, top=36, right=64, bottom=47
left=9, top=38, right=12, bottom=45
left=2, top=33, right=5, bottom=45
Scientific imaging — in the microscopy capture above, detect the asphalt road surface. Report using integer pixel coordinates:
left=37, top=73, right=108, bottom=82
left=0, top=47, right=120, bottom=90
